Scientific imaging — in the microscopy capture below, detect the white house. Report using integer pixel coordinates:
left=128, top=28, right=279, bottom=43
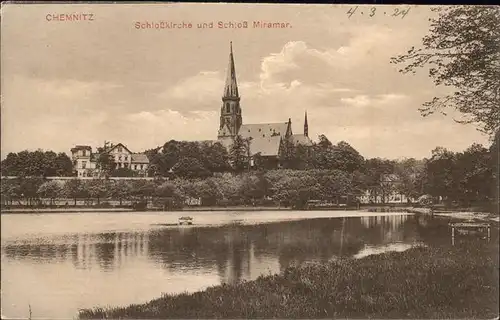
left=71, top=143, right=149, bottom=178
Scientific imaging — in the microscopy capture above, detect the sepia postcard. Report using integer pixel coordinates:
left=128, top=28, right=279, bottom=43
left=1, top=2, right=498, bottom=320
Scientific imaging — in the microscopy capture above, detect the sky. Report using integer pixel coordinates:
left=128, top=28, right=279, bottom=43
left=0, top=3, right=491, bottom=160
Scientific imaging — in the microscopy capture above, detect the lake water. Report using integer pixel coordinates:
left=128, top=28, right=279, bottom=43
left=1, top=211, right=497, bottom=319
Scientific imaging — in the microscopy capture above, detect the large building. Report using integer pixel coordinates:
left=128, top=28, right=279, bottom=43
left=217, top=42, right=312, bottom=166
left=71, top=142, right=149, bottom=177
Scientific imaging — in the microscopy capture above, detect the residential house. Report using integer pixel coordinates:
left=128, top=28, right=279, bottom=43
left=71, top=143, right=150, bottom=178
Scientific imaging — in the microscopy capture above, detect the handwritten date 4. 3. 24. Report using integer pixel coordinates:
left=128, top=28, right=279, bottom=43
left=346, top=6, right=411, bottom=19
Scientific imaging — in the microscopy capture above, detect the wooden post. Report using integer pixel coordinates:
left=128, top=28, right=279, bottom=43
left=451, top=227, right=455, bottom=246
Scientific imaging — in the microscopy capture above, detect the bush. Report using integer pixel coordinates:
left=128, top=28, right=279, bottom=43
left=78, top=245, right=499, bottom=319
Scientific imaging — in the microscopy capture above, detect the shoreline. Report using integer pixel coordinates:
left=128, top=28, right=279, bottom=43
left=2, top=206, right=498, bottom=221
left=78, top=245, right=499, bottom=319
left=0, top=206, right=353, bottom=214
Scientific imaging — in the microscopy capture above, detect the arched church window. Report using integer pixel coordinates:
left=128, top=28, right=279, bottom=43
left=225, top=103, right=230, bottom=113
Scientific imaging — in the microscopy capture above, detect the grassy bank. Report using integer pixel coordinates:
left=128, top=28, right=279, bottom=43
left=79, top=245, right=499, bottom=319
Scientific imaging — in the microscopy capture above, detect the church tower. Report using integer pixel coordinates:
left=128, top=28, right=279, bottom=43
left=218, top=42, right=242, bottom=141
left=304, top=111, right=309, bottom=137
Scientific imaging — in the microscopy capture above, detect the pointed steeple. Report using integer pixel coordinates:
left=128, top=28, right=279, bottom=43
left=218, top=42, right=242, bottom=140
left=285, top=118, right=293, bottom=137
left=223, top=41, right=239, bottom=98
left=304, top=111, right=309, bottom=137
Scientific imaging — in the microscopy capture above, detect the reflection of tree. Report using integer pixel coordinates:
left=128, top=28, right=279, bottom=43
left=145, top=219, right=368, bottom=280
left=2, top=232, right=150, bottom=272
left=3, top=242, right=75, bottom=264
left=414, top=215, right=455, bottom=247
left=359, top=215, right=416, bottom=244
left=94, top=233, right=115, bottom=270
left=3, top=216, right=425, bottom=285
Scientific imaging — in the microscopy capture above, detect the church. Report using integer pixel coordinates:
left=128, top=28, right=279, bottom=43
left=217, top=42, right=312, bottom=167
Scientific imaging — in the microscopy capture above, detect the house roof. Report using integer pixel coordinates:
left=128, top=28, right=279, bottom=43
left=107, top=143, right=133, bottom=154
left=290, top=134, right=313, bottom=146
left=248, top=135, right=282, bottom=157
left=71, top=145, right=92, bottom=152
left=239, top=122, right=289, bottom=140
left=131, top=153, right=149, bottom=163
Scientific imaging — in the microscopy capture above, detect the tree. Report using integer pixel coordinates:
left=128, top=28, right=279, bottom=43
left=54, top=153, right=74, bottom=176
left=37, top=181, right=63, bottom=206
left=62, top=179, right=85, bottom=206
left=1, top=153, right=21, bottom=176
left=1, top=150, right=74, bottom=177
left=331, top=141, right=364, bottom=173
left=320, top=170, right=353, bottom=203
left=238, top=174, right=267, bottom=204
left=229, top=135, right=248, bottom=172
left=363, top=158, right=396, bottom=203
left=130, top=180, right=156, bottom=200
left=273, top=172, right=320, bottom=209
left=162, top=140, right=183, bottom=170
left=391, top=6, right=500, bottom=135
left=454, top=143, right=493, bottom=206
left=311, top=135, right=336, bottom=170
left=18, top=177, right=44, bottom=206
left=172, top=157, right=211, bottom=179
left=424, top=147, right=458, bottom=203
left=109, top=180, right=132, bottom=206
left=279, top=137, right=295, bottom=169
left=144, top=146, right=161, bottom=159
left=95, top=148, right=115, bottom=178
left=202, top=142, right=230, bottom=172
left=155, top=181, right=183, bottom=209
left=1, top=179, right=22, bottom=206
left=213, top=173, right=243, bottom=204
left=84, top=179, right=110, bottom=205
left=193, top=179, right=223, bottom=206
left=147, top=154, right=170, bottom=177
left=394, top=158, right=425, bottom=201
left=111, top=167, right=137, bottom=177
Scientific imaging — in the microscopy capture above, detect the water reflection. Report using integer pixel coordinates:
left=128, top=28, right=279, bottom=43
left=2, top=215, right=421, bottom=284
left=3, top=213, right=494, bottom=319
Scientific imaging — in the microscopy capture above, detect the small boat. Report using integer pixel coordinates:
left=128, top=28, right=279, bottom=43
left=178, top=216, right=194, bottom=225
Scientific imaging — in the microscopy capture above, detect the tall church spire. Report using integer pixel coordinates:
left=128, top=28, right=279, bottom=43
left=223, top=41, right=239, bottom=98
left=304, top=110, right=309, bottom=137
left=218, top=42, right=242, bottom=140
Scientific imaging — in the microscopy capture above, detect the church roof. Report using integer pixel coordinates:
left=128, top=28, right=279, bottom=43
left=223, top=42, right=239, bottom=98
left=239, top=122, right=288, bottom=140
left=248, top=135, right=282, bottom=157
left=290, top=134, right=313, bottom=146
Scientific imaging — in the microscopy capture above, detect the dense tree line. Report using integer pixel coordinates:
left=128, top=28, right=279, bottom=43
left=1, top=132, right=497, bottom=212
left=1, top=150, right=73, bottom=177
left=1, top=136, right=496, bottom=212
left=146, top=140, right=230, bottom=177
left=145, top=135, right=366, bottom=177
left=421, top=141, right=498, bottom=209
left=0, top=170, right=363, bottom=209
